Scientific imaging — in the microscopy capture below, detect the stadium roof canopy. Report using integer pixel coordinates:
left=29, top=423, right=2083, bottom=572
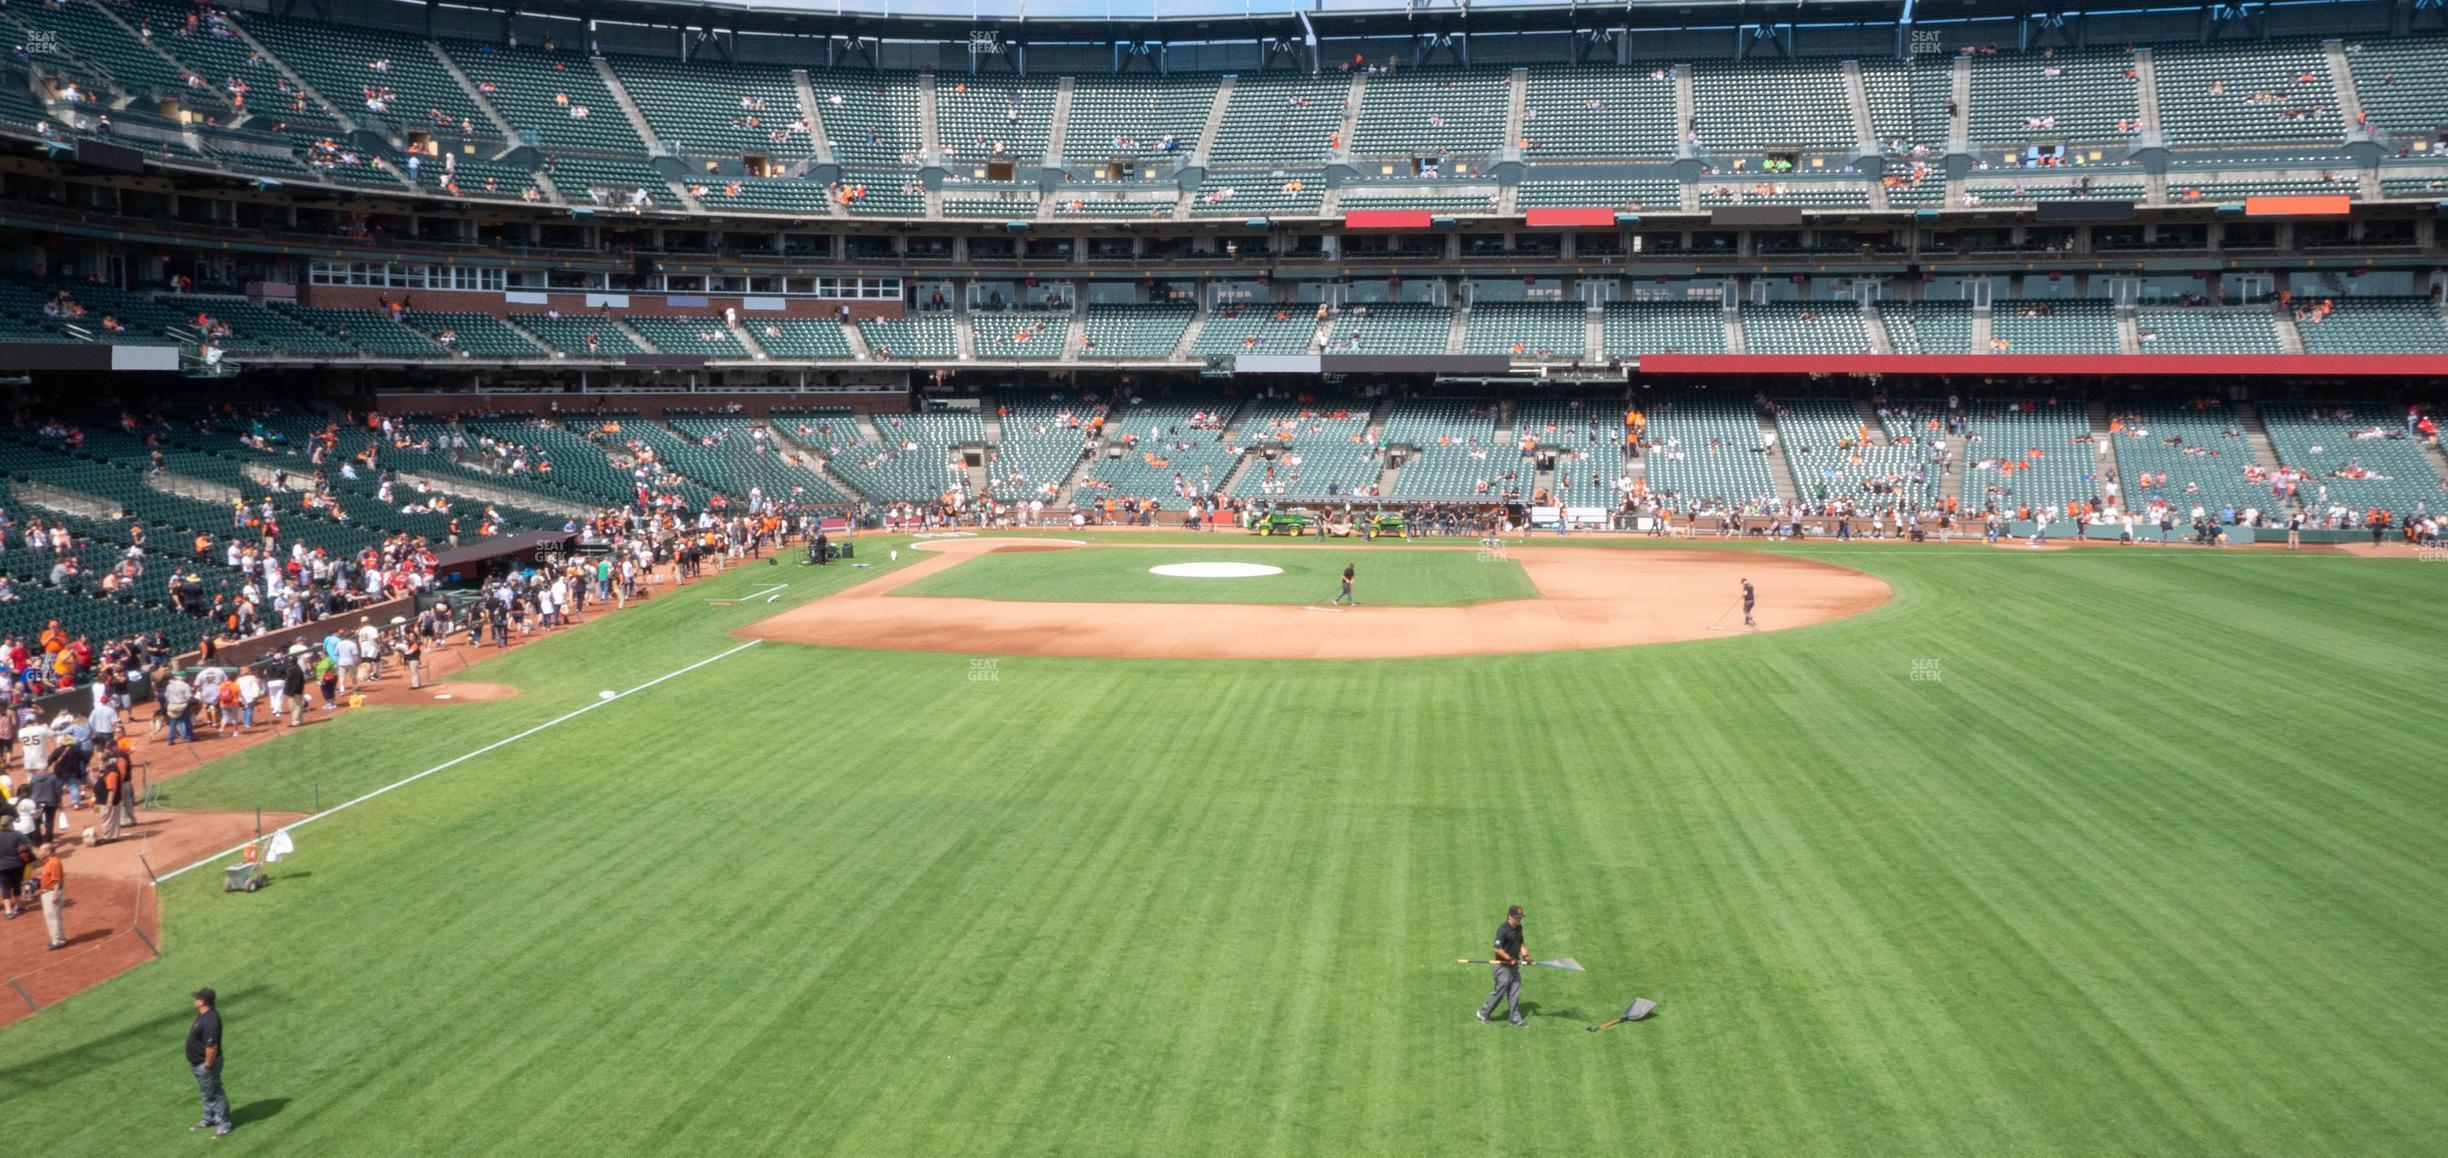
left=400, top=0, right=2014, bottom=46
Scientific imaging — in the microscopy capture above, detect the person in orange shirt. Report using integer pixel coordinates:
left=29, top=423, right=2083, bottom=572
left=37, top=844, right=66, bottom=950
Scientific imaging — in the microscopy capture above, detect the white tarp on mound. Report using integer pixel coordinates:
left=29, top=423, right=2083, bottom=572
left=1149, top=562, right=1284, bottom=579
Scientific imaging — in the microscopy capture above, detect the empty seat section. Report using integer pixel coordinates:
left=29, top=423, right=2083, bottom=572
left=1516, top=400, right=1628, bottom=507
left=1350, top=69, right=1508, bottom=159
left=1081, top=404, right=1237, bottom=503
left=1775, top=398, right=1940, bottom=511
left=1191, top=170, right=1324, bottom=216
left=1990, top=298, right=2119, bottom=354
left=1463, top=301, right=1584, bottom=359
left=401, top=311, right=546, bottom=357
left=1226, top=399, right=1381, bottom=499
left=970, top=313, right=1068, bottom=360
left=744, top=319, right=853, bottom=359
left=544, top=154, right=678, bottom=207
left=1079, top=304, right=1193, bottom=360
left=623, top=316, right=747, bottom=357
left=1691, top=59, right=1856, bottom=152
left=1740, top=303, right=1872, bottom=354
left=446, top=42, right=643, bottom=151
left=1206, top=72, right=1346, bottom=166
left=1638, top=395, right=1779, bottom=508
left=1515, top=179, right=1679, bottom=209
left=1518, top=66, right=1678, bottom=159
left=2152, top=40, right=2342, bottom=147
left=2133, top=307, right=2282, bottom=353
left=252, top=22, right=483, bottom=131
left=661, top=414, right=850, bottom=505
left=822, top=411, right=980, bottom=502
left=987, top=396, right=1100, bottom=502
left=510, top=313, right=643, bottom=356
left=1603, top=301, right=1726, bottom=358
left=1957, top=402, right=2100, bottom=513
left=806, top=72, right=923, bottom=168
left=934, top=75, right=1056, bottom=165
left=1064, top=74, right=1215, bottom=165
left=1858, top=56, right=1953, bottom=151
left=858, top=316, right=957, bottom=360
left=1882, top=301, right=1972, bottom=354
left=2292, top=296, right=2448, bottom=353
left=1320, top=303, right=1449, bottom=355
left=609, top=56, right=811, bottom=159
left=1381, top=399, right=1505, bottom=499
left=2259, top=403, right=2447, bottom=515
left=2104, top=404, right=2272, bottom=516
left=272, top=305, right=445, bottom=357
left=1968, top=48, right=2139, bottom=149
left=2347, top=35, right=2448, bottom=138
left=1189, top=304, right=1317, bottom=356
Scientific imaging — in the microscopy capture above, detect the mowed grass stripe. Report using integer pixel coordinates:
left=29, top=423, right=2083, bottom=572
left=4, top=541, right=2447, bottom=1155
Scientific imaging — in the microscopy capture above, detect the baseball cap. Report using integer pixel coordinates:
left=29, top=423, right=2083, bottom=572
left=1506, top=905, right=1524, bottom=917
left=192, top=987, right=216, bottom=1005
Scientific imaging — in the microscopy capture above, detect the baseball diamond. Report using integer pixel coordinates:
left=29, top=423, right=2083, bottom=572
left=2, top=0, right=2447, bottom=1152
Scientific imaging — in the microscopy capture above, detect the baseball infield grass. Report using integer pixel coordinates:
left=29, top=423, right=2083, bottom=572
left=891, top=544, right=1536, bottom=606
left=7, top=539, right=2448, bottom=1156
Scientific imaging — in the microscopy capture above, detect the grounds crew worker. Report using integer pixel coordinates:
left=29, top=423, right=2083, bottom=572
left=1477, top=904, right=1530, bottom=1027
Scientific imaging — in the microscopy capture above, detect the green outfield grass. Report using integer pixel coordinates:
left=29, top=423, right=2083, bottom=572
left=6, top=538, right=2447, bottom=1156
left=890, top=544, right=1536, bottom=606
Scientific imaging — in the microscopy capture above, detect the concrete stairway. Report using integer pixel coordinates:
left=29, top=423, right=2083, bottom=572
left=498, top=315, right=556, bottom=356
left=1335, top=74, right=1365, bottom=155
left=593, top=57, right=664, bottom=152
left=1758, top=411, right=1803, bottom=502
left=1861, top=305, right=1896, bottom=354
left=2235, top=401, right=2285, bottom=471
left=610, top=316, right=659, bottom=354
left=225, top=22, right=357, bottom=133
left=762, top=420, right=868, bottom=504
left=1841, top=60, right=1877, bottom=154
left=916, top=72, right=940, bottom=161
left=1503, top=68, right=1528, bottom=154
left=1970, top=306, right=1995, bottom=353
left=2271, top=302, right=2306, bottom=353
left=1044, top=75, right=1075, bottom=166
left=1171, top=308, right=1206, bottom=360
left=1949, top=54, right=1972, bottom=154
left=1445, top=307, right=1468, bottom=355
left=2133, top=48, right=2164, bottom=143
left=1192, top=75, right=1234, bottom=163
left=791, top=69, right=838, bottom=165
left=1723, top=309, right=1746, bottom=355
left=432, top=42, right=519, bottom=138
left=1673, top=64, right=1696, bottom=156
left=1585, top=310, right=1606, bottom=360
left=726, top=315, right=769, bottom=360
left=2116, top=308, right=2142, bottom=355
left=2324, top=40, right=2366, bottom=137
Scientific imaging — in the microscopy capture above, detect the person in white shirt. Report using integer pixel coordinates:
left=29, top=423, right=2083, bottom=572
left=356, top=620, right=382, bottom=683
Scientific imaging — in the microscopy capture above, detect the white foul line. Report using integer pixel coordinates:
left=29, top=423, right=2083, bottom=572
left=156, top=639, right=765, bottom=883
left=711, top=582, right=791, bottom=603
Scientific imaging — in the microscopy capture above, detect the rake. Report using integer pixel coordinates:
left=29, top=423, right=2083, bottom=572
left=1586, top=999, right=1658, bottom=1031
left=1456, top=957, right=1585, bottom=972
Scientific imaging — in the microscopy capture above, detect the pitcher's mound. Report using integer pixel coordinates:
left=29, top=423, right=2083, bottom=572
left=426, top=682, right=519, bottom=702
